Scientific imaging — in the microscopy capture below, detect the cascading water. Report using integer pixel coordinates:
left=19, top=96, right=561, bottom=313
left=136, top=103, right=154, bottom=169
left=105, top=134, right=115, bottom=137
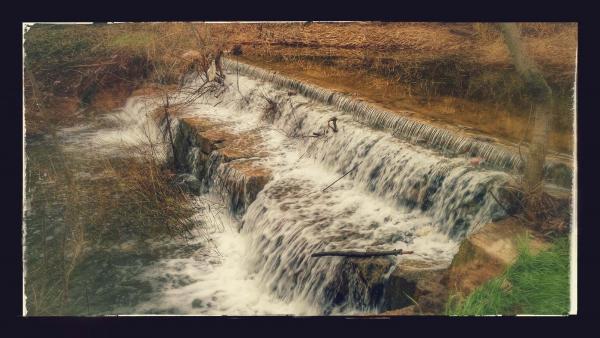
left=222, top=58, right=573, bottom=185
left=24, top=56, right=522, bottom=315
left=133, top=66, right=515, bottom=315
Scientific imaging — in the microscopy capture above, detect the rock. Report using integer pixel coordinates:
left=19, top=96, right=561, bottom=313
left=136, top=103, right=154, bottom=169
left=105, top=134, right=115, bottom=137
left=380, top=260, right=449, bottom=314
left=325, top=257, right=449, bottom=314
left=447, top=218, right=549, bottom=297
left=346, top=258, right=395, bottom=308
left=191, top=298, right=204, bottom=308
left=219, top=160, right=272, bottom=215
left=177, top=117, right=269, bottom=160
left=322, top=257, right=394, bottom=310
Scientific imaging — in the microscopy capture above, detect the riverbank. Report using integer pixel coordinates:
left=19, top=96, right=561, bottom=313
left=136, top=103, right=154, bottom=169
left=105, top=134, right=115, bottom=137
left=447, top=235, right=570, bottom=315
left=24, top=22, right=576, bottom=154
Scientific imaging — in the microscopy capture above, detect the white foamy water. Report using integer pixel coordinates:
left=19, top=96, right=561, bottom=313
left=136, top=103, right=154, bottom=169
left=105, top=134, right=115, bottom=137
left=131, top=207, right=318, bottom=315
left=59, top=96, right=164, bottom=157
left=44, top=66, right=511, bottom=315
left=131, top=68, right=512, bottom=315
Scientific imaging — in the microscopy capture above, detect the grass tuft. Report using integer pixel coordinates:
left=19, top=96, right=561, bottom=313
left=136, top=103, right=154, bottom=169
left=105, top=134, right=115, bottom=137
left=447, top=236, right=570, bottom=316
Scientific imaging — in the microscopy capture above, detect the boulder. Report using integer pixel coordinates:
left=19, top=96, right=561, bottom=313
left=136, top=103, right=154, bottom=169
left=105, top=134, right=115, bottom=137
left=380, top=260, right=449, bottom=314
left=321, top=257, right=394, bottom=312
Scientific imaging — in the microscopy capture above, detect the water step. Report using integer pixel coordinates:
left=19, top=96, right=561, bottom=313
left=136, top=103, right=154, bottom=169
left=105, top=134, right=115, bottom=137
left=223, top=57, right=573, bottom=188
left=174, top=116, right=272, bottom=215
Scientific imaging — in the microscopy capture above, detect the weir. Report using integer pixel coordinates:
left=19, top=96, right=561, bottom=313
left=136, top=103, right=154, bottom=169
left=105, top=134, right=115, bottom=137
left=149, top=61, right=544, bottom=315
left=222, top=58, right=572, bottom=188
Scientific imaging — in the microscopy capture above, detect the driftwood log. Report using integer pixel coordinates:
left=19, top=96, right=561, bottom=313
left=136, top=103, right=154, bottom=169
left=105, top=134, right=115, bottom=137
left=311, top=249, right=413, bottom=258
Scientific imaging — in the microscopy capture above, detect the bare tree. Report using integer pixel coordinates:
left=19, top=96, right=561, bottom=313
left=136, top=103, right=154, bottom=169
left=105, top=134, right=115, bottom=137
left=499, top=23, right=554, bottom=203
left=146, top=24, right=227, bottom=169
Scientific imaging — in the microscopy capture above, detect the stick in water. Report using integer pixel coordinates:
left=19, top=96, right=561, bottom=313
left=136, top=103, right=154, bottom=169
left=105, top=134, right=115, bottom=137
left=311, top=249, right=414, bottom=258
left=322, top=162, right=362, bottom=192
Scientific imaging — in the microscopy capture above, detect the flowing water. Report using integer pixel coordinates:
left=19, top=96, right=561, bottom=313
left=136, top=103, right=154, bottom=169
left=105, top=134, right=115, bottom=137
left=24, top=66, right=511, bottom=316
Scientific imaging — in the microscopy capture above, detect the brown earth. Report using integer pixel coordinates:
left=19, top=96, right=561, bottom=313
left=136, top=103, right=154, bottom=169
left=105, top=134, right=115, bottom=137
left=447, top=218, right=550, bottom=297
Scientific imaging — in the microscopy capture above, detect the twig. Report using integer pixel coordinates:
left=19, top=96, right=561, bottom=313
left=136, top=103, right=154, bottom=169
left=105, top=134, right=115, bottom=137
left=67, top=62, right=118, bottom=68
left=322, top=161, right=362, bottom=192
left=488, top=188, right=510, bottom=215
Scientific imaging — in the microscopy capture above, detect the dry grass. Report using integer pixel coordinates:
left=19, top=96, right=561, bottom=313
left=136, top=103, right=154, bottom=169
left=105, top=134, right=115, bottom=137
left=24, top=22, right=577, bottom=150
left=218, top=22, right=576, bottom=154
left=25, top=22, right=577, bottom=153
left=24, top=129, right=224, bottom=315
left=24, top=23, right=207, bottom=135
left=206, top=22, right=576, bottom=70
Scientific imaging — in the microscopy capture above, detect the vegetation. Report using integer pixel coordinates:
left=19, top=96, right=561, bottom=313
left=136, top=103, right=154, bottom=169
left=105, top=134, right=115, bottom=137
left=25, top=22, right=576, bottom=152
left=447, top=236, right=570, bottom=315
left=24, top=127, right=226, bottom=315
left=24, top=23, right=224, bottom=135
left=24, top=23, right=229, bottom=314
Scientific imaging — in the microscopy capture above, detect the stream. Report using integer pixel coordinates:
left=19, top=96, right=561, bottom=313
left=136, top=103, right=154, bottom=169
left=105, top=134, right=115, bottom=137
left=24, top=66, right=511, bottom=316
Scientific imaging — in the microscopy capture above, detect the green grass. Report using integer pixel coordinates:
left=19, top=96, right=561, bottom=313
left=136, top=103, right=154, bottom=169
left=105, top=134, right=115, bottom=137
left=25, top=24, right=151, bottom=71
left=447, top=236, right=571, bottom=316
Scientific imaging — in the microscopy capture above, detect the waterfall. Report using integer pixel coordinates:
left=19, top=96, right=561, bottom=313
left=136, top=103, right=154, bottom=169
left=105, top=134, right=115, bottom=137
left=166, top=66, right=521, bottom=314
left=222, top=57, right=572, bottom=185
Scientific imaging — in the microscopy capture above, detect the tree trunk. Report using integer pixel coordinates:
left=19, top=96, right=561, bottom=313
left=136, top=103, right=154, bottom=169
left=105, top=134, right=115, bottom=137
left=524, top=103, right=551, bottom=195
left=499, top=23, right=554, bottom=199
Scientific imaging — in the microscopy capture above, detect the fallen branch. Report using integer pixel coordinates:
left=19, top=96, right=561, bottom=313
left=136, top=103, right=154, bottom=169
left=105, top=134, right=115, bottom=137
left=488, top=188, right=511, bottom=215
left=322, top=161, right=362, bottom=192
left=311, top=248, right=413, bottom=258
